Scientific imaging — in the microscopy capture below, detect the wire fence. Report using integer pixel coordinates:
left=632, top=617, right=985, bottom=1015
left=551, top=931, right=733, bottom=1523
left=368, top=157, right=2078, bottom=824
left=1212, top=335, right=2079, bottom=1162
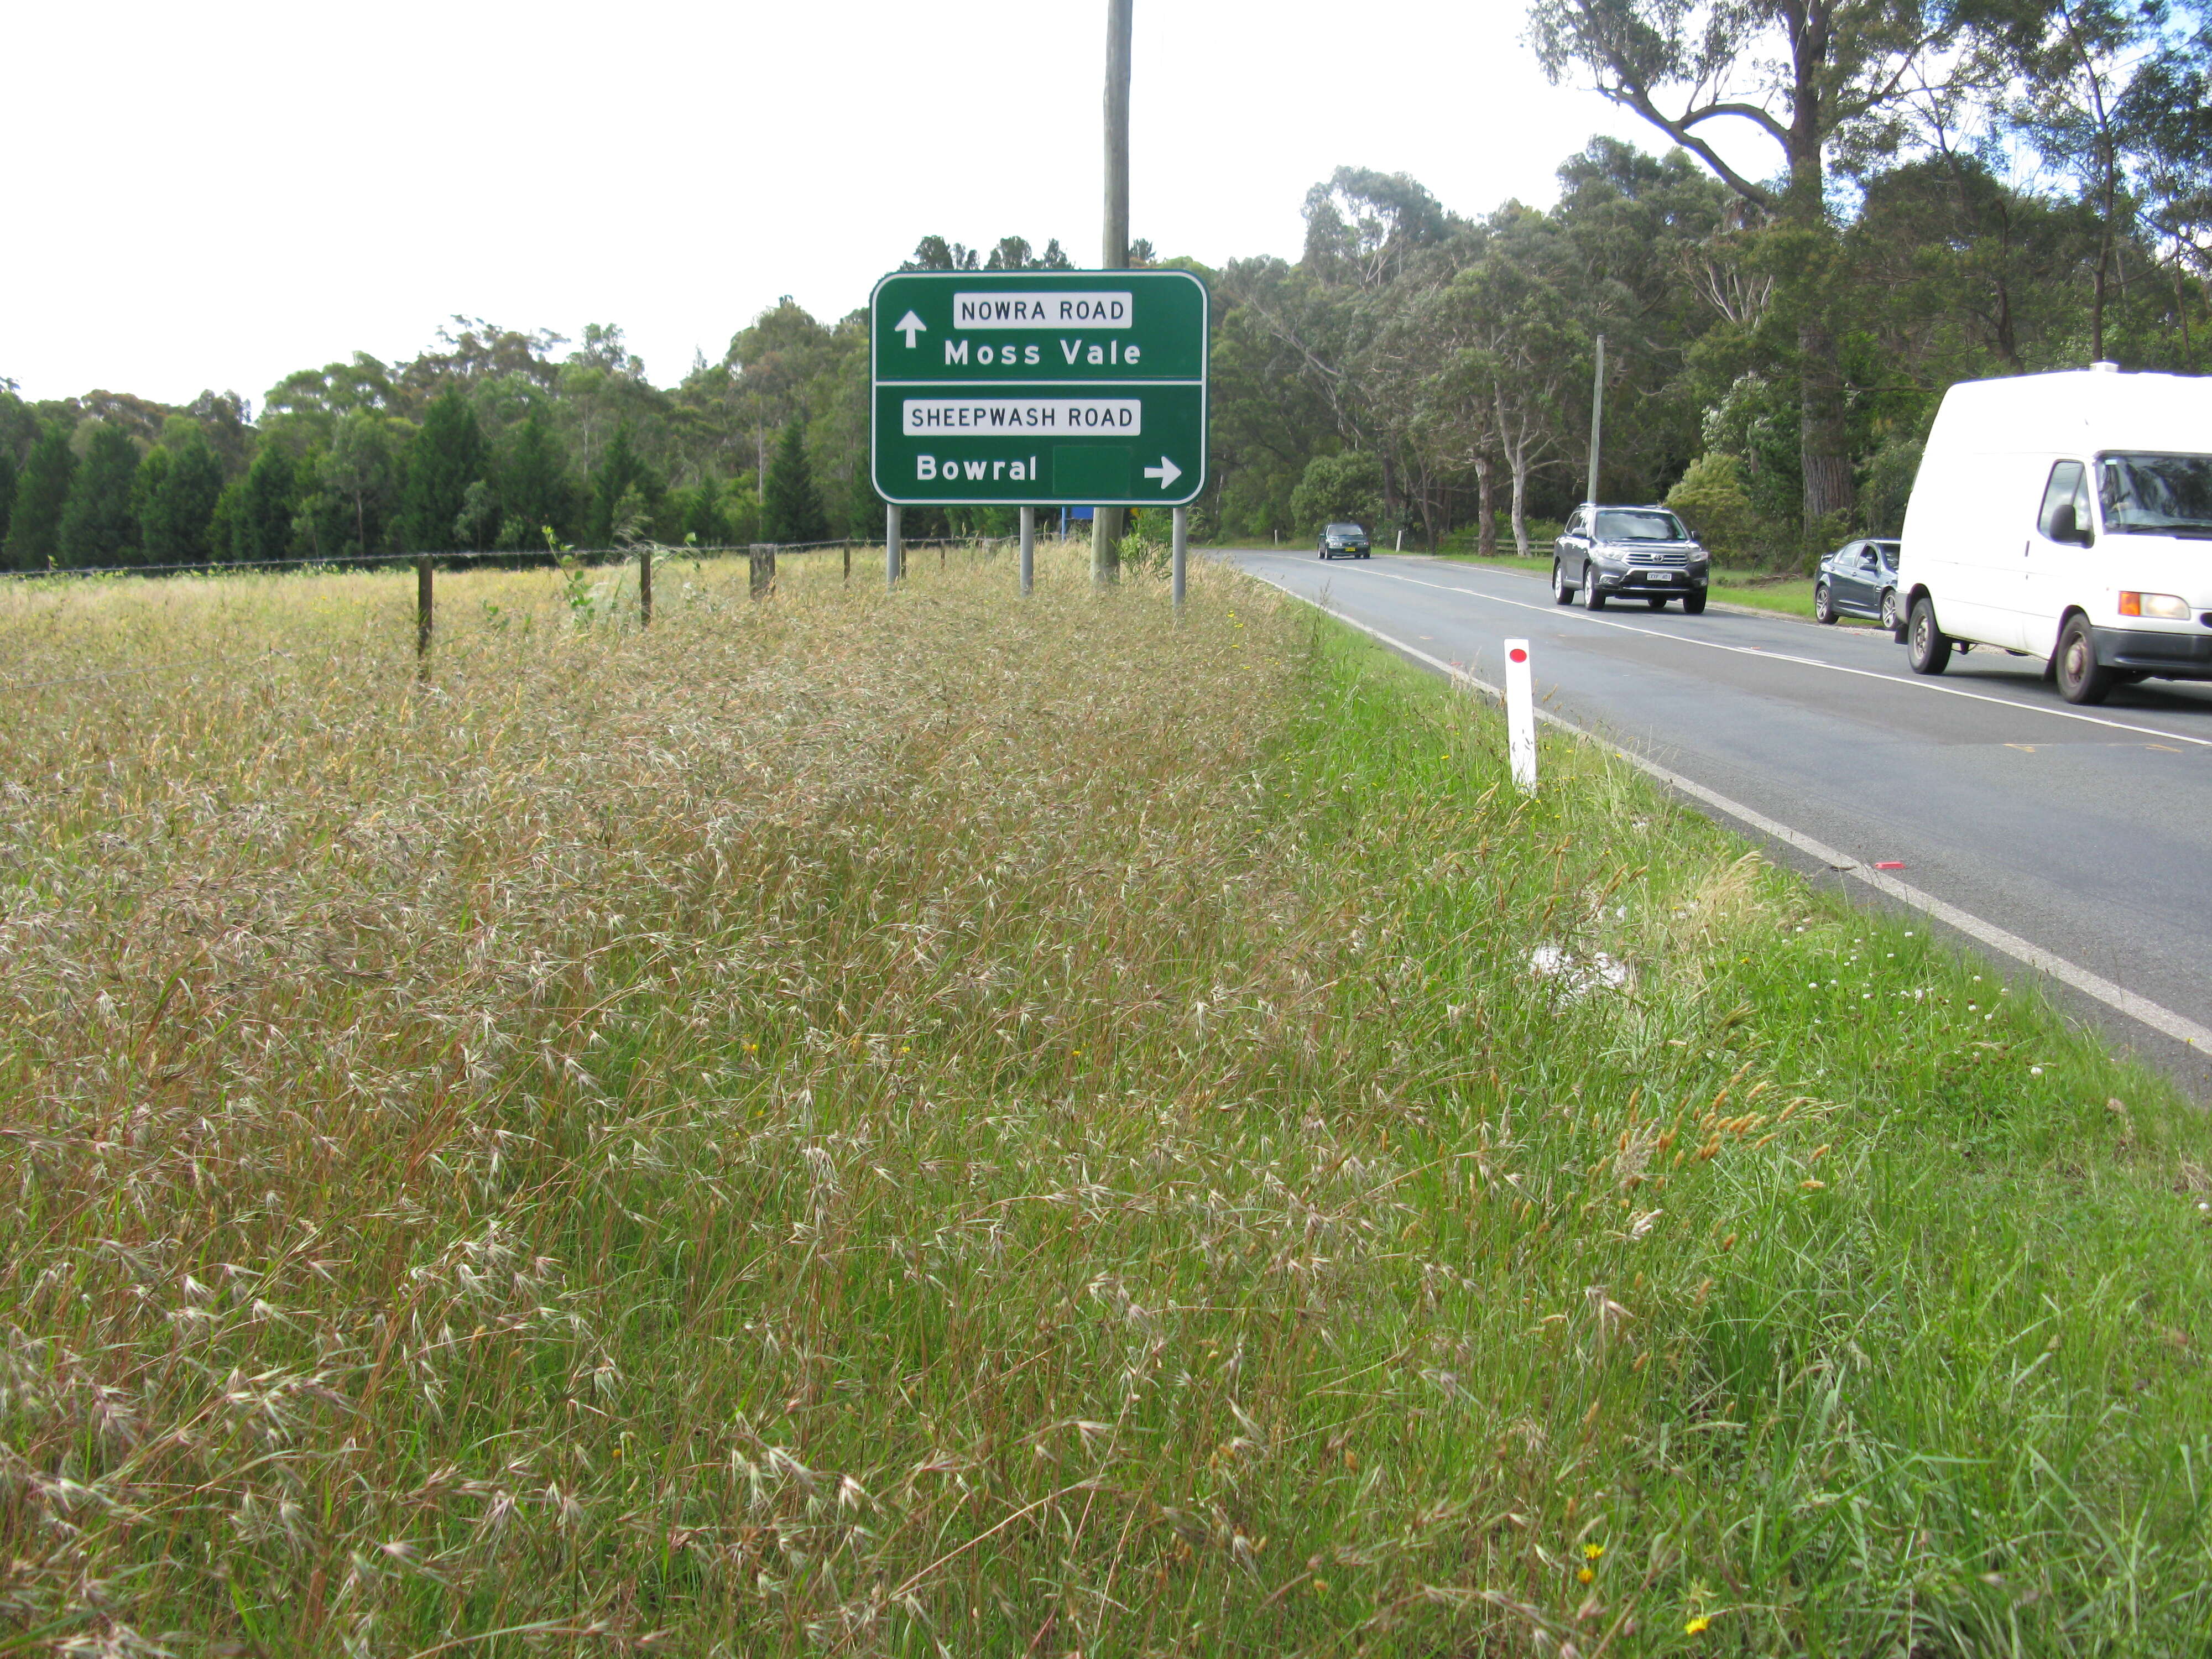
left=0, top=535, right=1021, bottom=585
left=1, top=533, right=1051, bottom=678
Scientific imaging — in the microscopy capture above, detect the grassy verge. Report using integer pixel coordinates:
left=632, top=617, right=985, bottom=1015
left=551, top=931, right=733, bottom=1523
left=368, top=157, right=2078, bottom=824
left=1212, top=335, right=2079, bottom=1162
left=3, top=551, right=2209, bottom=1655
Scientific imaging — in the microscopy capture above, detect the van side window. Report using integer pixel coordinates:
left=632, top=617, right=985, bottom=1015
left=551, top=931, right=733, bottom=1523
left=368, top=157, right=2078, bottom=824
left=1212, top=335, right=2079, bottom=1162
left=2037, top=461, right=2089, bottom=540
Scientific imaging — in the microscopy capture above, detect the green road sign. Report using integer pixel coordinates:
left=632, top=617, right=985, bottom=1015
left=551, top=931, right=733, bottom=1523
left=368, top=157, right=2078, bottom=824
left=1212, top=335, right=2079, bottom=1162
left=870, top=268, right=1208, bottom=508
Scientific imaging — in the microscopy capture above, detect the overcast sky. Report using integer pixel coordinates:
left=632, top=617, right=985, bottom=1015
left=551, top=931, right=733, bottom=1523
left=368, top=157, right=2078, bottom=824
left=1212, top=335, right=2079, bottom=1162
left=2, top=1, right=1774, bottom=410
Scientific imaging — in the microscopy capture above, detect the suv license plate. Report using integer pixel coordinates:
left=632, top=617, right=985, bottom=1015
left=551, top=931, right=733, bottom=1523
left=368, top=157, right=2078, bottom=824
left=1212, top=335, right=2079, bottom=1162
left=1651, top=571, right=1677, bottom=581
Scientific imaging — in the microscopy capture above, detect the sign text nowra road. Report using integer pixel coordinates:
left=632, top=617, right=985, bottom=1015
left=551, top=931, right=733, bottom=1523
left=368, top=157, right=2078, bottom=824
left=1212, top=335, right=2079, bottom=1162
left=870, top=268, right=1207, bottom=508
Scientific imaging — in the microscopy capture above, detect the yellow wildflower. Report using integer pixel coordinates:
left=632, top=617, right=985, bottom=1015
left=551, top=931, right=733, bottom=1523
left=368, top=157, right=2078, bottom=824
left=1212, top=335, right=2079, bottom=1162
left=1583, top=1543, right=1605, bottom=1561
left=1686, top=1615, right=1712, bottom=1635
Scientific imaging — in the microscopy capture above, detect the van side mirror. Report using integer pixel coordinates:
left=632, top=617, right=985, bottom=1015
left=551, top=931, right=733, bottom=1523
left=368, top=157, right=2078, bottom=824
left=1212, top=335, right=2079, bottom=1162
left=2049, top=503, right=2094, bottom=546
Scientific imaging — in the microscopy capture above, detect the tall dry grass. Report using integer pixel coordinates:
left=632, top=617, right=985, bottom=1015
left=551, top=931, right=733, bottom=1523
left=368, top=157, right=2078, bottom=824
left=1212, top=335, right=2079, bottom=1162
left=3, top=548, right=2210, bottom=1657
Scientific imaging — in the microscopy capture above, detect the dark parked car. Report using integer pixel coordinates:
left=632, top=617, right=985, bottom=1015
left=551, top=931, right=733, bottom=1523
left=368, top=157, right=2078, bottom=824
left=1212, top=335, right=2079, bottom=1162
left=1813, top=538, right=1902, bottom=629
left=1552, top=505, right=1710, bottom=612
left=1318, top=521, right=1370, bottom=560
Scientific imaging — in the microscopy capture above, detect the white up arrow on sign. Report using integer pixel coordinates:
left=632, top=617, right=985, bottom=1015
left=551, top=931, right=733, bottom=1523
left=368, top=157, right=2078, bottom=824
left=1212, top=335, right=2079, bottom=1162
left=894, top=311, right=927, bottom=348
left=1143, top=456, right=1182, bottom=490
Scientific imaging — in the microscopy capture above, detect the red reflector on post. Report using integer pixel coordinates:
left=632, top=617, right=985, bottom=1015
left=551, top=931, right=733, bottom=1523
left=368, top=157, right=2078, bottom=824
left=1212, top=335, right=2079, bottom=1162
left=1509, top=647, right=1528, bottom=663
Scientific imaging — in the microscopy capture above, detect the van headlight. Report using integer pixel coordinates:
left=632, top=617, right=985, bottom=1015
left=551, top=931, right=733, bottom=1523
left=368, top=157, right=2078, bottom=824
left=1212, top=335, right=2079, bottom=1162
left=2119, top=591, right=2189, bottom=619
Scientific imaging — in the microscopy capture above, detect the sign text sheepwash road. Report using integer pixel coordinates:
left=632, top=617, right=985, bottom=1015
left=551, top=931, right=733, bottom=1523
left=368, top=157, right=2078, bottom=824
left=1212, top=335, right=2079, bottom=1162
left=870, top=268, right=1207, bottom=507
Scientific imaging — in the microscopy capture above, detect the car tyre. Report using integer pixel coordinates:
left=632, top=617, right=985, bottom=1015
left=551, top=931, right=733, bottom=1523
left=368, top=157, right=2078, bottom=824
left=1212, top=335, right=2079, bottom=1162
left=1582, top=577, right=1608, bottom=611
left=1682, top=590, right=1707, bottom=615
left=1646, top=596, right=1668, bottom=609
left=1813, top=581, right=1838, bottom=624
left=1552, top=560, right=1575, bottom=605
left=1879, top=587, right=1901, bottom=632
left=2054, top=613, right=2115, bottom=705
left=1907, top=594, right=1951, bottom=675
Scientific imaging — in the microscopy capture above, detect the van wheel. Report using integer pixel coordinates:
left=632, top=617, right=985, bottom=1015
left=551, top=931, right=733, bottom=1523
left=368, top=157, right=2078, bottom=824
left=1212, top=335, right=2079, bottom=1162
left=1907, top=596, right=1951, bottom=675
left=1552, top=560, right=1574, bottom=604
left=1814, top=581, right=1838, bottom=624
left=1880, top=588, right=1901, bottom=631
left=2054, top=614, right=2114, bottom=705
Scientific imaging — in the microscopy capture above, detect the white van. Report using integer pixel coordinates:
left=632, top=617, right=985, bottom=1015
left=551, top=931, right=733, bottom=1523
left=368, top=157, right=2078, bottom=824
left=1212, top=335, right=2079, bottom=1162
left=1896, top=364, right=2212, bottom=703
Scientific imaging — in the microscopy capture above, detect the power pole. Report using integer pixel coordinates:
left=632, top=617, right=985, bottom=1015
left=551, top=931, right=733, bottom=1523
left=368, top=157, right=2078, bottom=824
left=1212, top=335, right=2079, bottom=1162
left=1093, top=0, right=1133, bottom=586
left=1586, top=333, right=1605, bottom=507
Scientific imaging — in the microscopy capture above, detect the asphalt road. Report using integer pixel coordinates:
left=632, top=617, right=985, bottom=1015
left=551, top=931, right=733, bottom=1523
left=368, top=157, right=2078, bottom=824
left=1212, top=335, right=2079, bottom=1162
left=1224, top=548, right=2212, bottom=1091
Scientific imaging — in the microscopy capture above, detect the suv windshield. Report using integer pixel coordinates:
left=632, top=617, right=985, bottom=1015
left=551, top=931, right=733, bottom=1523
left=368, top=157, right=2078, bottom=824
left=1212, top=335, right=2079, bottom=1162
left=1326, top=523, right=1365, bottom=536
left=1594, top=510, right=1688, bottom=542
left=2097, top=452, right=2212, bottom=537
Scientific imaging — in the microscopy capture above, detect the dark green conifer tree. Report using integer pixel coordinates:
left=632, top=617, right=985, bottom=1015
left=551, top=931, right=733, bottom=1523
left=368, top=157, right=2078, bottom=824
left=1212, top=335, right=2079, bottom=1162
left=400, top=388, right=489, bottom=552
left=587, top=423, right=661, bottom=545
left=238, top=444, right=298, bottom=562
left=498, top=408, right=574, bottom=548
left=844, top=463, right=882, bottom=543
left=679, top=477, right=733, bottom=547
left=58, top=425, right=143, bottom=566
left=140, top=430, right=225, bottom=564
left=3, top=421, right=76, bottom=570
left=0, top=445, right=18, bottom=550
left=761, top=420, right=827, bottom=544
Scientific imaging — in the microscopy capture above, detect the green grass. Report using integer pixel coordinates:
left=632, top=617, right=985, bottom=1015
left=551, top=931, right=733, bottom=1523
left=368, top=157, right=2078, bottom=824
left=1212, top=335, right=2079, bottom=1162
left=2, top=550, right=2209, bottom=1655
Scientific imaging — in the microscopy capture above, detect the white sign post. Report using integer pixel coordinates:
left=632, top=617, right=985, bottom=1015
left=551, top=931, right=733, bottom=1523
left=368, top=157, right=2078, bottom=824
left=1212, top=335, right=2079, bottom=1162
left=1504, top=638, right=1537, bottom=794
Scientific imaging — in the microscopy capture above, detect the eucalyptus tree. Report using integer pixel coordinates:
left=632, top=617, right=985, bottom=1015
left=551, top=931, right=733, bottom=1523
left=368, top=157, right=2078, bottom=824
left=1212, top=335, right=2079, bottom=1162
left=2116, top=9, right=2212, bottom=363
left=2005, top=0, right=2163, bottom=359
left=1527, top=0, right=2013, bottom=527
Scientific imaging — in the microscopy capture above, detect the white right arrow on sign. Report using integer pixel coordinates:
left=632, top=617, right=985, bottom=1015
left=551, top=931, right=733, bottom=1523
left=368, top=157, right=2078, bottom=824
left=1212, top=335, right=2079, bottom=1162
left=1143, top=456, right=1182, bottom=490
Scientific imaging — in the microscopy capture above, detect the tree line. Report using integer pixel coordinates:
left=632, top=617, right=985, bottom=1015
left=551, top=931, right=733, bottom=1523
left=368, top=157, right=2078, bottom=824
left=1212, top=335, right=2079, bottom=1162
left=4, top=0, right=2210, bottom=573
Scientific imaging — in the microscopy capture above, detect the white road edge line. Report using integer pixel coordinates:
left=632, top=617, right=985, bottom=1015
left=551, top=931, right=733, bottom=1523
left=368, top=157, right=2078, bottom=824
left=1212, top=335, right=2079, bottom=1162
left=1249, top=571, right=2212, bottom=1055
left=1293, top=554, right=2212, bottom=751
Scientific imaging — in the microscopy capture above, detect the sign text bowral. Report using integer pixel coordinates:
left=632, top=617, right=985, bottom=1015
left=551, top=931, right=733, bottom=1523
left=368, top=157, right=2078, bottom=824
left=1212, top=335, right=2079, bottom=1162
left=870, top=268, right=1208, bottom=508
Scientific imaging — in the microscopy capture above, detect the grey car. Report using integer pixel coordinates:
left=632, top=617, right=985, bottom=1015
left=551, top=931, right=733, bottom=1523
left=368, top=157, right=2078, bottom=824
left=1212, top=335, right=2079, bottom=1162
left=1813, top=538, right=1902, bottom=629
left=1319, top=521, right=1370, bottom=560
left=1552, top=505, right=1710, bottom=612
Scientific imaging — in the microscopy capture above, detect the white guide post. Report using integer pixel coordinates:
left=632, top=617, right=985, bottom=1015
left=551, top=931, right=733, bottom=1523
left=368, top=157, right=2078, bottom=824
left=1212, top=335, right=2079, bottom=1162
left=886, top=503, right=902, bottom=591
left=1020, top=505, right=1035, bottom=596
left=1504, top=638, right=1537, bottom=794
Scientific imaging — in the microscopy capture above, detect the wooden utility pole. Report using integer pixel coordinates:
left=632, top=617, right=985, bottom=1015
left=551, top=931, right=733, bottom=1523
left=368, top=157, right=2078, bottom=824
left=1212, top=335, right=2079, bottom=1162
left=1093, top=0, right=1133, bottom=586
left=1586, top=333, right=1605, bottom=507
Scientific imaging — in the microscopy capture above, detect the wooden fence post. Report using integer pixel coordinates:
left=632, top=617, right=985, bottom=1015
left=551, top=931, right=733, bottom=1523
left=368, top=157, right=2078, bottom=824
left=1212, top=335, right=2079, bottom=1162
left=843, top=541, right=851, bottom=584
left=416, top=556, right=433, bottom=657
left=639, top=545, right=653, bottom=626
left=749, top=542, right=777, bottom=599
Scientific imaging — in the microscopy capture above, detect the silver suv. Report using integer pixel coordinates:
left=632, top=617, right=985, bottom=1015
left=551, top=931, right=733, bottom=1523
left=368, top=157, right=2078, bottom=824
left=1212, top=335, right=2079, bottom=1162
left=1552, top=505, right=1710, bottom=612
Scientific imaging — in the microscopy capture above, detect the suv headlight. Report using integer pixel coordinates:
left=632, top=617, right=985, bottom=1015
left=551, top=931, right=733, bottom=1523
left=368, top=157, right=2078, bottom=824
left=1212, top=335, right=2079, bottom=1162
left=2120, top=591, right=2189, bottom=619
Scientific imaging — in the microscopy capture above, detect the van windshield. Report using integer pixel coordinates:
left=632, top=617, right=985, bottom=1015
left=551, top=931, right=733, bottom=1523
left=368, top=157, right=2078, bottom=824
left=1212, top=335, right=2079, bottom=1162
left=2096, top=452, right=2212, bottom=537
left=1594, top=510, right=1688, bottom=542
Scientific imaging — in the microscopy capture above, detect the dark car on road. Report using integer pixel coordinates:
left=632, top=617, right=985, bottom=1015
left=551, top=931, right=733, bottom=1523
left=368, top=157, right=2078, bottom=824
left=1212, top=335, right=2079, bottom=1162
left=1813, top=538, right=1903, bottom=629
left=1318, top=522, right=1371, bottom=560
left=1552, top=505, right=1710, bottom=612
